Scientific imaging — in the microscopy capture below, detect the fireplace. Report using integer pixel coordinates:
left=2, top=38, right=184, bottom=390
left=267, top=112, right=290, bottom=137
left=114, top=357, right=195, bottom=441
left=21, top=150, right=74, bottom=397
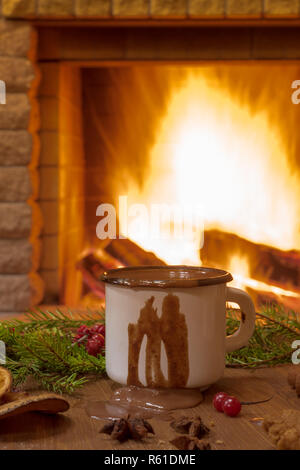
left=1, top=0, right=300, bottom=313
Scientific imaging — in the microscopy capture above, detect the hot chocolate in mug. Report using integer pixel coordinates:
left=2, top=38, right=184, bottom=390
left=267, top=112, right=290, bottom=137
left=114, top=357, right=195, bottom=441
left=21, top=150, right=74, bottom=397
left=101, top=266, right=256, bottom=390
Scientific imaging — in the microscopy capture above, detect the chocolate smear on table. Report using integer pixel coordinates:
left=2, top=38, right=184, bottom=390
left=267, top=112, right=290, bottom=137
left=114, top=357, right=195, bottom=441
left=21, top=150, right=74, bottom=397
left=87, top=385, right=203, bottom=421
left=127, top=294, right=189, bottom=388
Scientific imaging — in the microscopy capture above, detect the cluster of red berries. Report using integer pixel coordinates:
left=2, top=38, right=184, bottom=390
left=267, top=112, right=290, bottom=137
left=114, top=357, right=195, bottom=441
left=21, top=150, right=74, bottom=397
left=73, top=324, right=105, bottom=357
left=213, top=392, right=241, bottom=417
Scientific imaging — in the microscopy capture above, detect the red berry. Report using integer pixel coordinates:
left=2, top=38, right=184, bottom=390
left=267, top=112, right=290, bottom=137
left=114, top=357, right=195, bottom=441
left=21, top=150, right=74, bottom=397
left=77, top=325, right=90, bottom=338
left=86, top=334, right=105, bottom=356
left=90, top=324, right=105, bottom=336
left=91, top=333, right=105, bottom=348
left=222, top=396, right=241, bottom=417
left=86, top=341, right=100, bottom=357
left=72, top=334, right=82, bottom=343
left=213, top=392, right=228, bottom=412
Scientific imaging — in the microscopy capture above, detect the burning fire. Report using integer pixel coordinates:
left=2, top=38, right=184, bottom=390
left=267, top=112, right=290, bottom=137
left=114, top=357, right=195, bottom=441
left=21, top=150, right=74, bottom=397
left=121, top=66, right=300, bottom=305
left=68, top=65, right=300, bottom=311
left=127, top=69, right=300, bottom=257
left=228, top=255, right=298, bottom=298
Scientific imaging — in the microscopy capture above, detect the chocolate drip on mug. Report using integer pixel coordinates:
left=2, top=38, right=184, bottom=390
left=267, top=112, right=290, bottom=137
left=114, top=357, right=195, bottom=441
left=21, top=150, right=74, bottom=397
left=127, top=294, right=189, bottom=388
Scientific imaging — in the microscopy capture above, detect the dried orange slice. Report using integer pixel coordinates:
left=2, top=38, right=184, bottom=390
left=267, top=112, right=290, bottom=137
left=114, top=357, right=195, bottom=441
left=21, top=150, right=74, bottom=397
left=0, top=392, right=70, bottom=419
left=0, top=367, right=12, bottom=399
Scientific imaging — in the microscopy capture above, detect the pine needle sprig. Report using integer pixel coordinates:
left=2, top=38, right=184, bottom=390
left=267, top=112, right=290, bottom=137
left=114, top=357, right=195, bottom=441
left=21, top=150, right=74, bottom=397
left=0, top=308, right=104, bottom=334
left=0, top=309, right=106, bottom=394
left=226, top=303, right=300, bottom=368
left=0, top=303, right=299, bottom=393
left=33, top=372, right=89, bottom=395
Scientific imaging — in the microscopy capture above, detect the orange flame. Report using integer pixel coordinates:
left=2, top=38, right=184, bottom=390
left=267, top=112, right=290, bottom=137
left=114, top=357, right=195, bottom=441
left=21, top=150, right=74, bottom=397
left=126, top=67, right=300, bottom=271
left=228, top=254, right=298, bottom=298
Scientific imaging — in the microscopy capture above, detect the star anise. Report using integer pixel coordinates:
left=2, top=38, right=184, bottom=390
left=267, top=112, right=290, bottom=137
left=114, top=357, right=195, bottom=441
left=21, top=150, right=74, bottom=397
left=170, top=435, right=211, bottom=450
left=170, top=415, right=210, bottom=438
left=99, top=416, right=154, bottom=442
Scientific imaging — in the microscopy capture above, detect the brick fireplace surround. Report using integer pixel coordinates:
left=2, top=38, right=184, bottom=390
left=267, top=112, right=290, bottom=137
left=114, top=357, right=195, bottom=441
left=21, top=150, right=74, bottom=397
left=1, top=0, right=300, bottom=313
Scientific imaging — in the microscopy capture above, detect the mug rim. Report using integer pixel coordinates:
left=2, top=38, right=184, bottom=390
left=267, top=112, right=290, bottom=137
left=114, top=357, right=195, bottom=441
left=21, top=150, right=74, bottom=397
left=101, top=265, right=233, bottom=288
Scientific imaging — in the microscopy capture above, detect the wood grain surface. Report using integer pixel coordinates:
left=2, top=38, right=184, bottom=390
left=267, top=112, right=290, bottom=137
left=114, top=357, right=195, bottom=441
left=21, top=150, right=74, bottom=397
left=0, top=365, right=298, bottom=450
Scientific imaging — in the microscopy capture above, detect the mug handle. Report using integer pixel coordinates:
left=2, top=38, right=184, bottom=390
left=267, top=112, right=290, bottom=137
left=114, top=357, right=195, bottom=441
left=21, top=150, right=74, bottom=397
left=225, top=286, right=256, bottom=353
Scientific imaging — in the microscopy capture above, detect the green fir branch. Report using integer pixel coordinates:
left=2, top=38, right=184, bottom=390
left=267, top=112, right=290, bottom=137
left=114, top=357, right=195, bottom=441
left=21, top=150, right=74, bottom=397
left=0, top=304, right=299, bottom=393
left=0, top=309, right=106, bottom=394
left=226, top=303, right=300, bottom=368
left=0, top=308, right=104, bottom=334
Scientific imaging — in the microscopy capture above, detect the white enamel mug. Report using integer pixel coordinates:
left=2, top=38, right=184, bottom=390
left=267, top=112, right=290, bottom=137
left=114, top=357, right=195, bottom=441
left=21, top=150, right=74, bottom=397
left=101, top=266, right=256, bottom=390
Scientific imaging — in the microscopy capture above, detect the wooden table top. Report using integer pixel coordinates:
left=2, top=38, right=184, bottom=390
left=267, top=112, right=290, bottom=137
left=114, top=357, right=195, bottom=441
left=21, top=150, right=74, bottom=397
left=0, top=365, right=298, bottom=450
